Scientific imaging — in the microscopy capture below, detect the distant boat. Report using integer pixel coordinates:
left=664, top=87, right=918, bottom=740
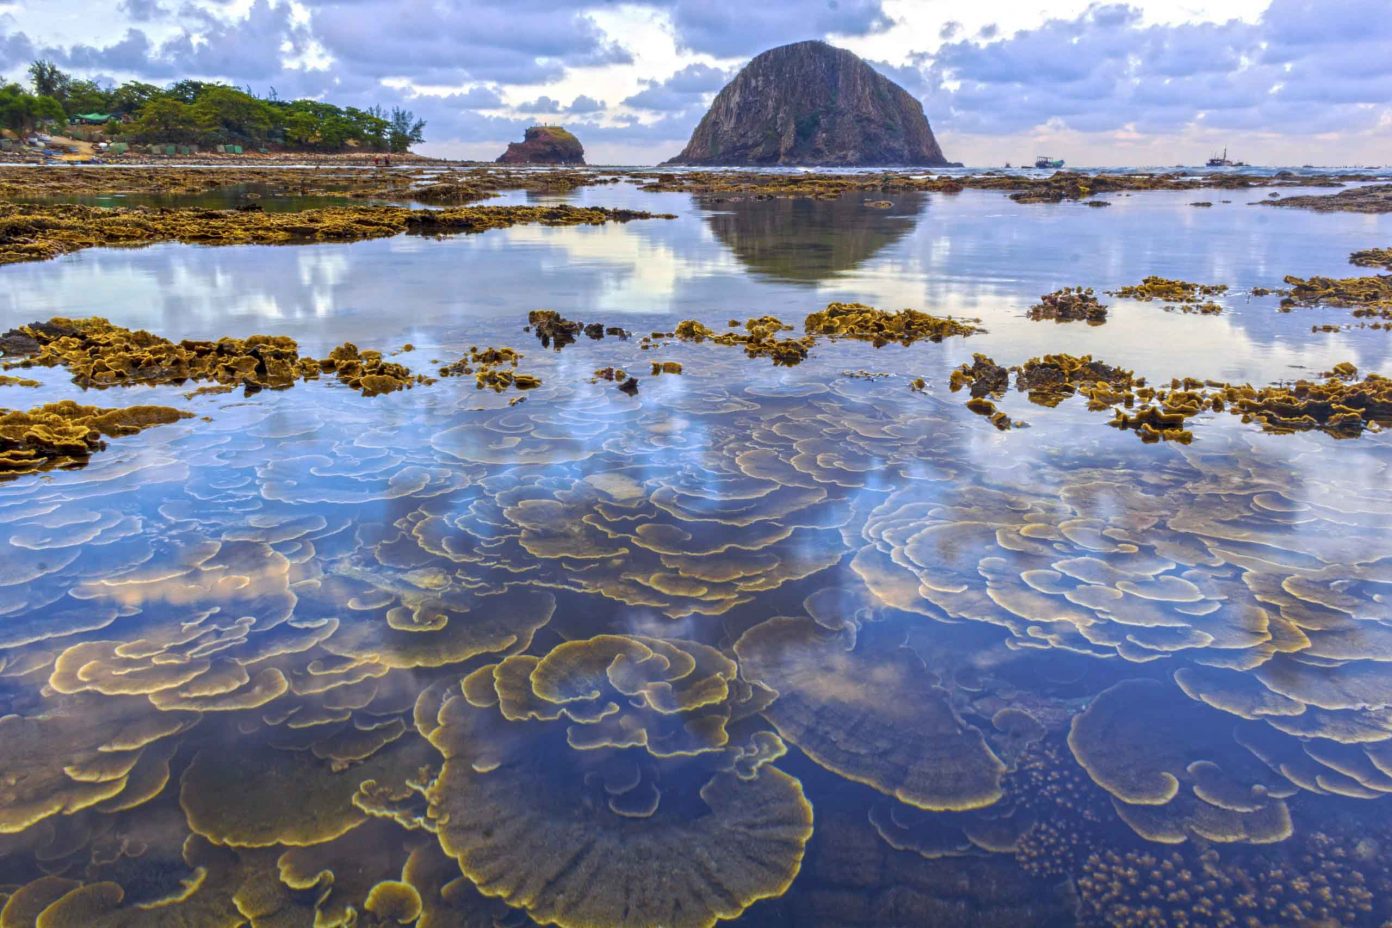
left=1206, top=148, right=1246, bottom=168
left=1034, top=156, right=1064, bottom=169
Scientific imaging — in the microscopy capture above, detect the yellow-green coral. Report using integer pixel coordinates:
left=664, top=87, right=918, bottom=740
left=803, top=302, right=979, bottom=344
left=0, top=400, right=191, bottom=476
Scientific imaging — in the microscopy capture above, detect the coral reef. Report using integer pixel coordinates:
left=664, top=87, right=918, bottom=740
left=525, top=310, right=629, bottom=350
left=1350, top=247, right=1392, bottom=270
left=636, top=169, right=1360, bottom=202
left=1077, top=837, right=1381, bottom=928
left=0, top=203, right=672, bottom=265
left=803, top=301, right=979, bottom=344
left=1263, top=184, right=1392, bottom=213
left=946, top=350, right=1391, bottom=441
left=1, top=317, right=425, bottom=396
left=438, top=346, right=539, bottom=392
left=1109, top=277, right=1228, bottom=311
left=0, top=400, right=190, bottom=475
left=1027, top=288, right=1109, bottom=324
left=675, top=316, right=814, bottom=366
left=1281, top=274, right=1392, bottom=320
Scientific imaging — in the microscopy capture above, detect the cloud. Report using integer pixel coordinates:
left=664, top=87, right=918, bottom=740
left=568, top=94, right=604, bottom=113
left=623, top=62, right=732, bottom=111
left=921, top=0, right=1392, bottom=138
left=296, top=0, right=631, bottom=86
left=118, top=0, right=168, bottom=22
left=646, top=0, right=893, bottom=57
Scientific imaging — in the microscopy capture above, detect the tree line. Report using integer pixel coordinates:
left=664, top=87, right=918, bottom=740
left=2, top=60, right=426, bottom=153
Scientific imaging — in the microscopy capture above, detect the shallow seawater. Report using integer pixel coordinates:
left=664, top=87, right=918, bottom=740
left=0, top=180, right=1390, bottom=927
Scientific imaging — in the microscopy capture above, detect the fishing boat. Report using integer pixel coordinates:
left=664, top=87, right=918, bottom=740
left=1034, top=156, right=1064, bottom=169
left=1206, top=148, right=1246, bottom=168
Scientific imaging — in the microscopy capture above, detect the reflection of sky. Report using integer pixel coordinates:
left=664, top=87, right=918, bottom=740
left=0, top=184, right=1387, bottom=380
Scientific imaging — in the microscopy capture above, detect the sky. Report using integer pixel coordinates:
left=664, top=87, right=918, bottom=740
left=0, top=0, right=1388, bottom=166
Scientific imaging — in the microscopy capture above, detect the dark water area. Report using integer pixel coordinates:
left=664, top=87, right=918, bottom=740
left=0, top=179, right=1390, bottom=927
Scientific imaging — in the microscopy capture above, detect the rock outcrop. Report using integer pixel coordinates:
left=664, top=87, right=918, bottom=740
left=666, top=41, right=953, bottom=167
left=496, top=126, right=585, bottom=165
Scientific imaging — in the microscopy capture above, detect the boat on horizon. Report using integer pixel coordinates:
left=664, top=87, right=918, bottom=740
left=1206, top=147, right=1247, bottom=168
left=1034, top=156, right=1064, bottom=169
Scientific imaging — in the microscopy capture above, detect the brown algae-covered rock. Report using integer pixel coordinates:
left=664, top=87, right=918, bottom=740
left=1026, top=288, right=1108, bottom=325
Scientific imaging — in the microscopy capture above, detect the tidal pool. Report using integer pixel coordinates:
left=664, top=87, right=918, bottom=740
left=0, top=178, right=1390, bottom=927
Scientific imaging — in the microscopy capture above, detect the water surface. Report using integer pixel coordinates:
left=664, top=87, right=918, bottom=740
left=0, top=180, right=1389, bottom=927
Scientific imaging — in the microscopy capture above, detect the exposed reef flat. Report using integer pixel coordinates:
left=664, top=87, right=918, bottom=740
left=0, top=165, right=613, bottom=205
left=1264, top=184, right=1392, bottom=213
left=636, top=169, right=1373, bottom=203
left=0, top=203, right=672, bottom=265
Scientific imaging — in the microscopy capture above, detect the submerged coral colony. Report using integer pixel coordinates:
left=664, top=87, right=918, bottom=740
left=4, top=258, right=1389, bottom=479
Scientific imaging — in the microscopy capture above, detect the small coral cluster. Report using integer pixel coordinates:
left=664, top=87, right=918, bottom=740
left=0, top=400, right=190, bottom=475
left=1109, top=276, right=1228, bottom=315
left=1, top=317, right=424, bottom=397
left=438, top=345, right=540, bottom=392
left=526, top=309, right=630, bottom=350
left=1027, top=287, right=1109, bottom=324
left=803, top=301, right=980, bottom=344
left=947, top=351, right=1391, bottom=441
left=1078, top=838, right=1379, bottom=928
left=1350, top=247, right=1392, bottom=269
left=1282, top=273, right=1392, bottom=322
left=675, top=303, right=978, bottom=367
left=675, top=316, right=814, bottom=366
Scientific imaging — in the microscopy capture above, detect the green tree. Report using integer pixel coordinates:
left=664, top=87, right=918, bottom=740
left=109, top=81, right=165, bottom=117
left=61, top=79, right=114, bottom=117
left=123, top=97, right=199, bottom=143
left=387, top=107, right=425, bottom=153
left=189, top=86, right=275, bottom=144
left=27, top=60, right=71, bottom=100
left=0, top=84, right=67, bottom=133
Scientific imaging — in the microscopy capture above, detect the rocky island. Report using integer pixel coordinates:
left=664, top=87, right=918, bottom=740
left=666, top=40, right=955, bottom=167
left=496, top=126, right=586, bottom=165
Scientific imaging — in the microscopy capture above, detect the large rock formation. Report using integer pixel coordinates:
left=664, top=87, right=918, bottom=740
left=666, top=41, right=953, bottom=167
left=497, top=126, right=585, bottom=165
